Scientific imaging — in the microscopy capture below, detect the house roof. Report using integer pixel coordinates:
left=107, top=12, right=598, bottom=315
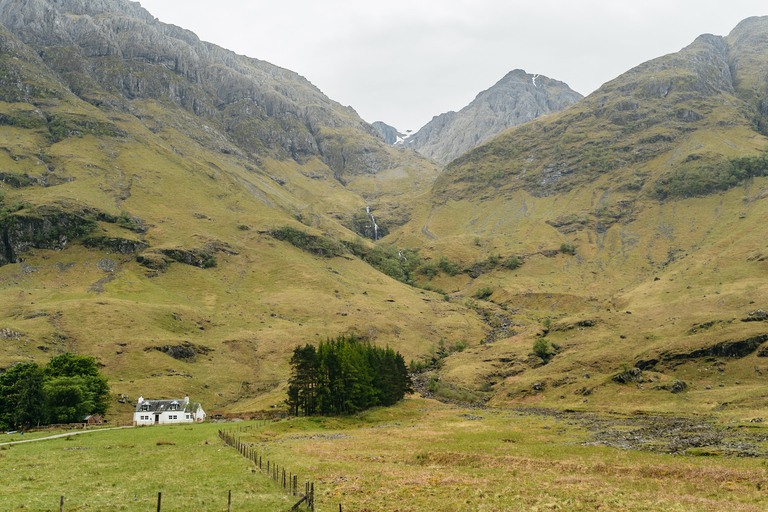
left=134, top=399, right=189, bottom=413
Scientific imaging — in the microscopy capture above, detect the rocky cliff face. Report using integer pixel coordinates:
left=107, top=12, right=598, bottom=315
left=403, top=69, right=583, bottom=164
left=0, top=0, right=401, bottom=179
left=372, top=121, right=404, bottom=145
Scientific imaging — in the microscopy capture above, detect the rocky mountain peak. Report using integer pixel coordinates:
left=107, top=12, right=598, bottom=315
left=397, top=69, right=583, bottom=164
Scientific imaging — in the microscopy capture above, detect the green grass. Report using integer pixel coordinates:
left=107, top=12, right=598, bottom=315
left=5, top=400, right=768, bottom=511
left=1, top=423, right=292, bottom=511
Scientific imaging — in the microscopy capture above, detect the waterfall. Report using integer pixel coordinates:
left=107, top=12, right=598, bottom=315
left=366, top=206, right=379, bottom=241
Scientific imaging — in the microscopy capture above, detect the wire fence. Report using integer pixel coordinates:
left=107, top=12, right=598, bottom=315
left=20, top=491, right=300, bottom=511
left=218, top=426, right=315, bottom=511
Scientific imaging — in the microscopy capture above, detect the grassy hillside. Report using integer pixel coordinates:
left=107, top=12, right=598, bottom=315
left=386, top=18, right=768, bottom=415
left=0, top=11, right=476, bottom=422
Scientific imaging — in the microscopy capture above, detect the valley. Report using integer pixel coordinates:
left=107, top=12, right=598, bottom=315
left=0, top=2, right=767, bottom=508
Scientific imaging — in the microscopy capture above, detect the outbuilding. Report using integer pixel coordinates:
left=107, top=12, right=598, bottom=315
left=84, top=414, right=104, bottom=424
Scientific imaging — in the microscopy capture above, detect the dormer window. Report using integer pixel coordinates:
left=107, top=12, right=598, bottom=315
left=141, top=404, right=150, bottom=411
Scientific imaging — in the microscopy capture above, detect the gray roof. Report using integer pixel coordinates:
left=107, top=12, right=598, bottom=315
left=134, top=399, right=187, bottom=413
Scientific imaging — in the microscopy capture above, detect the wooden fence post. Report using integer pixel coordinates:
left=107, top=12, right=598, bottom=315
left=227, top=490, right=232, bottom=512
left=156, top=491, right=162, bottom=512
left=59, top=495, right=64, bottom=512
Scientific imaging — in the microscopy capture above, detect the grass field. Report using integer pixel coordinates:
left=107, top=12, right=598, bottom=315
left=5, top=397, right=768, bottom=512
left=1, top=422, right=293, bottom=511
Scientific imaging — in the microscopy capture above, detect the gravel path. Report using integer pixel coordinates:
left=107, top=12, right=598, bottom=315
left=0, top=426, right=133, bottom=446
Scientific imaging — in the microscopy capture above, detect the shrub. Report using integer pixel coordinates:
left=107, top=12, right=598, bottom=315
left=428, top=375, right=439, bottom=393
left=437, top=256, right=460, bottom=276
left=503, top=254, right=520, bottom=270
left=560, top=243, right=576, bottom=255
left=473, top=286, right=494, bottom=300
left=417, top=261, right=438, bottom=279
left=533, top=338, right=553, bottom=361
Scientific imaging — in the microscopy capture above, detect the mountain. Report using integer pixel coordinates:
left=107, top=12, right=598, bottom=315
left=399, top=69, right=583, bottom=164
left=2, top=0, right=768, bottom=420
left=389, top=16, right=768, bottom=411
left=371, top=121, right=405, bottom=145
left=0, top=0, right=475, bottom=416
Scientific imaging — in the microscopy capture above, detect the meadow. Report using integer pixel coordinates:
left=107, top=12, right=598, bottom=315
left=4, top=397, right=768, bottom=511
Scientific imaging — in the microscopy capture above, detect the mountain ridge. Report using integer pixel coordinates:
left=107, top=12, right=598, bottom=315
left=383, top=69, right=582, bottom=164
left=1, top=2, right=768, bottom=421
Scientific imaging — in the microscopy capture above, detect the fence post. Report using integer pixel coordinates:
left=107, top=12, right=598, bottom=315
left=310, top=482, right=315, bottom=511
left=156, top=492, right=162, bottom=512
left=59, top=496, right=64, bottom=512
left=227, top=490, right=232, bottom=512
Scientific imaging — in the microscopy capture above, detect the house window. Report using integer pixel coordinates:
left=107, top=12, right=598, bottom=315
left=141, top=404, right=149, bottom=411
left=186, top=414, right=190, bottom=419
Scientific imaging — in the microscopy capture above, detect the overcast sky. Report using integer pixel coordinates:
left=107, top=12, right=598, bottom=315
left=137, top=0, right=766, bottom=132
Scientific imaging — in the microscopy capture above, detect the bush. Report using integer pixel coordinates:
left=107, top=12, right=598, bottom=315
left=417, top=261, right=438, bottom=279
left=503, top=254, right=520, bottom=270
left=473, top=286, right=494, bottom=300
left=560, top=243, right=576, bottom=255
left=533, top=338, right=553, bottom=361
left=437, top=256, right=460, bottom=276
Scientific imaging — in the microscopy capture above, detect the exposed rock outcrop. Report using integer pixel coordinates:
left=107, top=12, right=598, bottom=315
left=402, top=70, right=583, bottom=164
left=0, top=0, right=401, bottom=180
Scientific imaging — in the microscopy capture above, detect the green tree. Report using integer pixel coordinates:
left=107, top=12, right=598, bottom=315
left=0, top=363, right=46, bottom=429
left=45, top=353, right=100, bottom=378
left=533, top=338, right=551, bottom=360
left=15, top=366, right=46, bottom=429
left=287, top=344, right=318, bottom=416
left=45, top=377, right=91, bottom=424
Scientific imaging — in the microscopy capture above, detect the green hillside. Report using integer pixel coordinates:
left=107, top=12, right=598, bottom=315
left=390, top=17, right=768, bottom=415
left=1, top=1, right=768, bottom=426
left=0, top=0, right=472, bottom=421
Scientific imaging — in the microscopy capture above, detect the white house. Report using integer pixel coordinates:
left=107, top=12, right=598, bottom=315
left=133, top=396, right=205, bottom=426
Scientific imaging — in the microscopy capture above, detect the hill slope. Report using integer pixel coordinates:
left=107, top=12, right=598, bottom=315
left=0, top=0, right=481, bottom=418
left=390, top=17, right=768, bottom=414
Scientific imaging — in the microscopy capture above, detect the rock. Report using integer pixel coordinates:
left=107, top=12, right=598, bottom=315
left=612, top=367, right=643, bottom=384
left=400, top=69, right=582, bottom=164
left=669, top=380, right=687, bottom=394
left=742, top=309, right=768, bottom=322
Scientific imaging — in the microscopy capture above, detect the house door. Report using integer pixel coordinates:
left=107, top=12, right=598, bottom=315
left=154, top=414, right=160, bottom=424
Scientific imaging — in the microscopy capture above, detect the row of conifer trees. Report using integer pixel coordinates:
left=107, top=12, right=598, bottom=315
left=287, top=334, right=413, bottom=416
